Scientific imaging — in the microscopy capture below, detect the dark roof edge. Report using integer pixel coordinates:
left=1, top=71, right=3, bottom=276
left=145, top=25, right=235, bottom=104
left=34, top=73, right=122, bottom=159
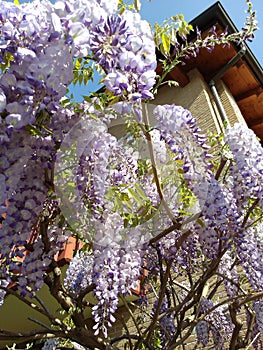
left=189, top=1, right=263, bottom=87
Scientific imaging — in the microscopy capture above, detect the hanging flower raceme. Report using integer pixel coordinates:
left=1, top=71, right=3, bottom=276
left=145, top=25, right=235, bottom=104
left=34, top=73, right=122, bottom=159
left=154, top=104, right=212, bottom=206
left=92, top=245, right=120, bottom=338
left=0, top=41, right=74, bottom=130
left=64, top=251, right=94, bottom=297
left=75, top=124, right=118, bottom=219
left=91, top=10, right=156, bottom=100
left=152, top=294, right=176, bottom=349
left=0, top=158, right=48, bottom=258
left=194, top=177, right=241, bottom=258
left=18, top=240, right=53, bottom=297
left=0, top=0, right=54, bottom=60
left=224, top=123, right=263, bottom=209
left=92, top=243, right=141, bottom=338
left=196, top=320, right=210, bottom=348
left=64, top=212, right=142, bottom=338
left=0, top=0, right=75, bottom=130
left=235, top=224, right=263, bottom=290
left=196, top=298, right=234, bottom=350
left=218, top=250, right=239, bottom=298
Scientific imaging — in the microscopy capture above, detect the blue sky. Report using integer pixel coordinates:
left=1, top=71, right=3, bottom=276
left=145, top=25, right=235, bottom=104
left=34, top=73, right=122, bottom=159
left=5, top=0, right=263, bottom=100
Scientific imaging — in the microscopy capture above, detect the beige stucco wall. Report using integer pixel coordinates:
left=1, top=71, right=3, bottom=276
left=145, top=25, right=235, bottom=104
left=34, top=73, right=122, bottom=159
left=109, top=68, right=247, bottom=140
left=153, top=69, right=223, bottom=134
left=153, top=68, right=247, bottom=134
left=215, top=79, right=247, bottom=126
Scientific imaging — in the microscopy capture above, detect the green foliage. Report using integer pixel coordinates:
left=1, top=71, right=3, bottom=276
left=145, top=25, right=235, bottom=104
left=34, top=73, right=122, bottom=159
left=72, top=57, right=98, bottom=86
left=152, top=331, right=163, bottom=349
left=106, top=181, right=156, bottom=228
left=154, top=15, right=193, bottom=57
left=118, top=0, right=141, bottom=13
left=0, top=52, right=14, bottom=73
left=134, top=0, right=141, bottom=12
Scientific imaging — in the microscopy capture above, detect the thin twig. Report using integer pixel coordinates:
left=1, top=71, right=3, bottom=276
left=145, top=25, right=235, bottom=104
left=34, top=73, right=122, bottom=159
left=28, top=317, right=54, bottom=331
left=0, top=329, right=62, bottom=341
left=143, top=261, right=173, bottom=346
left=244, top=309, right=256, bottom=349
left=33, top=294, right=52, bottom=318
left=245, top=332, right=261, bottom=350
left=142, top=104, right=178, bottom=223
left=215, top=156, right=228, bottom=180
left=0, top=285, right=61, bottom=327
left=229, top=302, right=243, bottom=350
left=242, top=198, right=260, bottom=227
left=119, top=295, right=142, bottom=339
left=149, top=222, right=181, bottom=245
left=111, top=334, right=139, bottom=345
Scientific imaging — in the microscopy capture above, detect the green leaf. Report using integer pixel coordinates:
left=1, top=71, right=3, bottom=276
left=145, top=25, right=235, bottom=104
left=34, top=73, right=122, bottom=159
left=161, top=33, right=170, bottom=54
left=196, top=218, right=205, bottom=227
left=167, top=80, right=179, bottom=87
left=134, top=183, right=147, bottom=201
left=83, top=95, right=92, bottom=103
left=25, top=125, right=43, bottom=137
left=114, top=196, right=124, bottom=212
left=75, top=59, right=81, bottom=70
left=127, top=188, right=143, bottom=205
left=134, top=0, right=141, bottom=12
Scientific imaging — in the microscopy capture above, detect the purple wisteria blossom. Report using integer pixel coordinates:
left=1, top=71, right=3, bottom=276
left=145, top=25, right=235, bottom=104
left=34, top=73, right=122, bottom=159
left=235, top=224, right=263, bottom=290
left=90, top=210, right=142, bottom=337
left=92, top=244, right=141, bottom=338
left=75, top=122, right=118, bottom=219
left=218, top=251, right=239, bottom=298
left=195, top=177, right=240, bottom=258
left=0, top=0, right=261, bottom=347
left=0, top=159, right=47, bottom=258
left=64, top=251, right=94, bottom=296
left=0, top=278, right=9, bottom=308
left=196, top=320, right=210, bottom=348
left=224, top=123, right=263, bottom=210
left=92, top=246, right=120, bottom=338
left=152, top=295, right=176, bottom=349
left=91, top=10, right=156, bottom=100
left=253, top=299, right=263, bottom=334
left=18, top=240, right=52, bottom=297
left=199, top=298, right=234, bottom=350
left=0, top=40, right=74, bottom=129
left=154, top=104, right=212, bottom=204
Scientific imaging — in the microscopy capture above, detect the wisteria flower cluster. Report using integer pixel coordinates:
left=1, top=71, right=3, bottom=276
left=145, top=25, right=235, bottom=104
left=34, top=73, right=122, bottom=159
left=196, top=298, right=234, bottom=349
left=224, top=123, right=263, bottom=208
left=153, top=104, right=212, bottom=209
left=152, top=295, right=175, bottom=348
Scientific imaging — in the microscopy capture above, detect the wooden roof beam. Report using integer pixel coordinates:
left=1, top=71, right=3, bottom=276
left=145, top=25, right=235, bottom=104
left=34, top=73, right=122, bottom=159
left=156, top=63, right=190, bottom=88
left=235, top=87, right=263, bottom=102
left=246, top=116, right=263, bottom=128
